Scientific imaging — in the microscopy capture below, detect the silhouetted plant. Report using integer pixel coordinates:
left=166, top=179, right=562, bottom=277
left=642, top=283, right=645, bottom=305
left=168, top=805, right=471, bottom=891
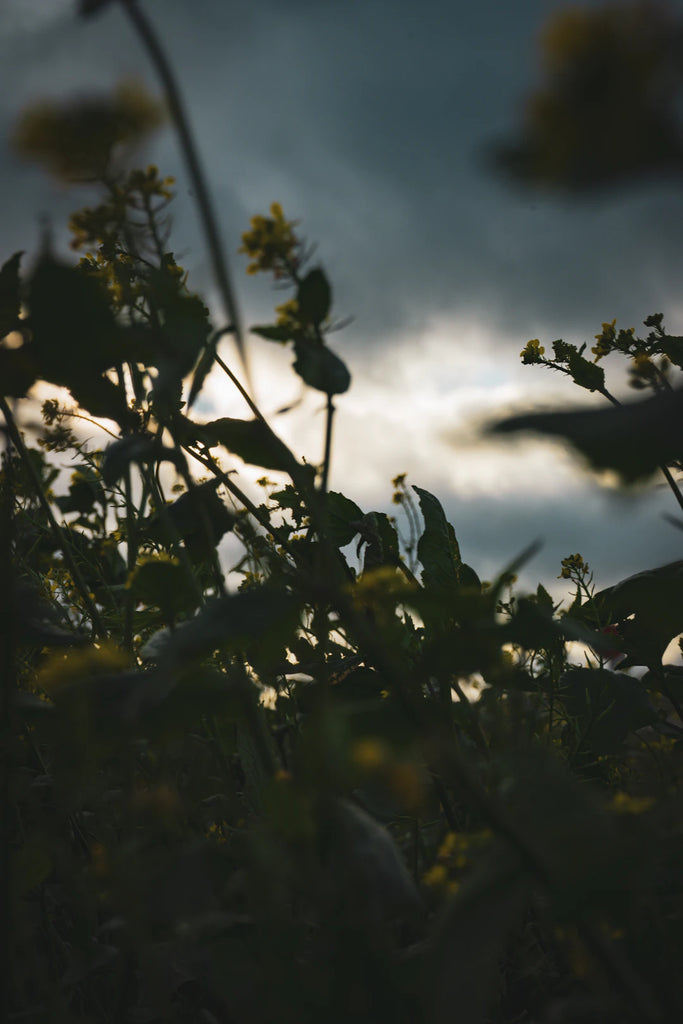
left=2, top=3, right=683, bottom=1023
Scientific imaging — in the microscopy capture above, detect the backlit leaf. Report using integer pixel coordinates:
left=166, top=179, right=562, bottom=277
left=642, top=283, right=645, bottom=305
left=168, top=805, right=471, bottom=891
left=296, top=267, right=331, bottom=326
left=202, top=417, right=296, bottom=471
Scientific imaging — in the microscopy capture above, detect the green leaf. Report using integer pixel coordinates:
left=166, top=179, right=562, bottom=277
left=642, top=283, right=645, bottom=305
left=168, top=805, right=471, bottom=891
left=657, top=335, right=683, bottom=369
left=148, top=261, right=212, bottom=376
left=143, top=480, right=236, bottom=560
left=292, top=339, right=350, bottom=395
left=55, top=466, right=104, bottom=515
left=586, top=560, right=683, bottom=666
left=0, top=251, right=23, bottom=338
left=413, top=486, right=463, bottom=591
left=296, top=267, right=331, bottom=326
left=562, top=667, right=657, bottom=754
left=536, top=582, right=555, bottom=613
left=202, top=417, right=296, bottom=471
left=250, top=324, right=296, bottom=343
left=0, top=346, right=37, bottom=398
left=325, top=490, right=364, bottom=547
left=127, top=556, right=200, bottom=619
left=71, top=374, right=134, bottom=427
left=28, top=254, right=118, bottom=378
left=357, top=511, right=400, bottom=571
left=148, top=586, right=302, bottom=667
left=101, top=435, right=185, bottom=486
left=567, top=349, right=605, bottom=392
left=491, top=387, right=683, bottom=482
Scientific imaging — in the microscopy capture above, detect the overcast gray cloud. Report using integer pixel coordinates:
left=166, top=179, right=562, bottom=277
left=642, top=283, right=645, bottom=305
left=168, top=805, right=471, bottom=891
left=3, top=0, right=683, bottom=595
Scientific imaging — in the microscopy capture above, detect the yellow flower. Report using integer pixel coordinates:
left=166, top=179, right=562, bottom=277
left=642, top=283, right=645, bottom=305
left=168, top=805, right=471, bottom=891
left=520, top=338, right=545, bottom=364
left=239, top=203, right=301, bottom=278
left=351, top=738, right=389, bottom=771
left=275, top=298, right=300, bottom=326
left=423, top=863, right=448, bottom=888
left=13, top=78, right=165, bottom=184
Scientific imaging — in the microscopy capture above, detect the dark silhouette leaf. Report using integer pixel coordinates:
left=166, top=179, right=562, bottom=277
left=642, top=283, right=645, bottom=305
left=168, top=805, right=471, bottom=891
left=202, top=416, right=297, bottom=471
left=492, top=387, right=683, bottom=481
left=292, top=339, right=350, bottom=395
left=0, top=251, right=23, bottom=338
left=250, top=324, right=296, bottom=343
left=101, top=434, right=186, bottom=485
left=325, top=490, right=364, bottom=547
left=562, top=667, right=657, bottom=754
left=413, top=486, right=463, bottom=590
left=296, top=267, right=331, bottom=326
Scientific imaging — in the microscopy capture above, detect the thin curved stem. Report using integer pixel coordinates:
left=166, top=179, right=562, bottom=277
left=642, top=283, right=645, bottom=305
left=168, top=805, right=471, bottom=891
left=118, top=0, right=250, bottom=390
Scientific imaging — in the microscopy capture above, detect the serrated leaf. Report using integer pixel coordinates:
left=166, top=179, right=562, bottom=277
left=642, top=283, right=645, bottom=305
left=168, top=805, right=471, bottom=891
left=292, top=339, right=350, bottom=395
left=567, top=349, right=605, bottom=392
left=536, top=582, right=555, bottom=613
left=296, top=267, right=331, bottom=325
left=413, top=486, right=463, bottom=591
left=202, top=417, right=296, bottom=471
left=358, top=511, right=400, bottom=571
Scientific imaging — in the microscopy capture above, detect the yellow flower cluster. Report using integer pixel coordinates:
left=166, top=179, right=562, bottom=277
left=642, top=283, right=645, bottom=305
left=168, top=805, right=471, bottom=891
left=591, top=318, right=617, bottom=359
left=611, top=791, right=654, bottom=815
left=275, top=298, right=301, bottom=330
left=520, top=338, right=545, bottom=364
left=239, top=202, right=301, bottom=278
left=559, top=552, right=589, bottom=580
left=69, top=166, right=175, bottom=251
left=423, top=828, right=492, bottom=894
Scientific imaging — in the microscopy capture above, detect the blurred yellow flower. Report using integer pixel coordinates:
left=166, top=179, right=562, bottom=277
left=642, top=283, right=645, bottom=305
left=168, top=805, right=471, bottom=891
left=12, top=79, right=165, bottom=183
left=239, top=202, right=301, bottom=278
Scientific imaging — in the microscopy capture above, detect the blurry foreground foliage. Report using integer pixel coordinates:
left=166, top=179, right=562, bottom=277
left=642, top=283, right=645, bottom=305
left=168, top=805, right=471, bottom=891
left=3, top=2, right=683, bottom=1023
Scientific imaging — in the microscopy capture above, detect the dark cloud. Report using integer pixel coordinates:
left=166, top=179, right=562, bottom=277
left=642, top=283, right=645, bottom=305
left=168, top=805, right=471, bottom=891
left=2, top=0, right=683, bottom=590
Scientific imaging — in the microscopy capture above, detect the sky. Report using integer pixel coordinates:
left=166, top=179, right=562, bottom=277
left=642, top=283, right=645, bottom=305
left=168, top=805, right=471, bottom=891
left=2, top=0, right=683, bottom=598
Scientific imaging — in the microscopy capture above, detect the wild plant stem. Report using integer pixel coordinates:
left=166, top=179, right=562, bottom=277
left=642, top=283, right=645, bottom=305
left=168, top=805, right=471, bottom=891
left=321, top=395, right=335, bottom=494
left=119, top=0, right=249, bottom=387
left=0, top=397, right=106, bottom=638
left=123, top=466, right=137, bottom=652
left=0, top=429, right=15, bottom=1022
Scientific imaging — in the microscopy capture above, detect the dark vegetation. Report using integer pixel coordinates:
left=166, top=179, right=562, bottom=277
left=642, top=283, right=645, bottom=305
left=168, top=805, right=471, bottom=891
left=3, top=2, right=683, bottom=1021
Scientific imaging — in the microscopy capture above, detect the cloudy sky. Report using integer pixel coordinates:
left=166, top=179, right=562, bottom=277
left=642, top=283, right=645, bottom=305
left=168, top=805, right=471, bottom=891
left=3, top=0, right=683, bottom=597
